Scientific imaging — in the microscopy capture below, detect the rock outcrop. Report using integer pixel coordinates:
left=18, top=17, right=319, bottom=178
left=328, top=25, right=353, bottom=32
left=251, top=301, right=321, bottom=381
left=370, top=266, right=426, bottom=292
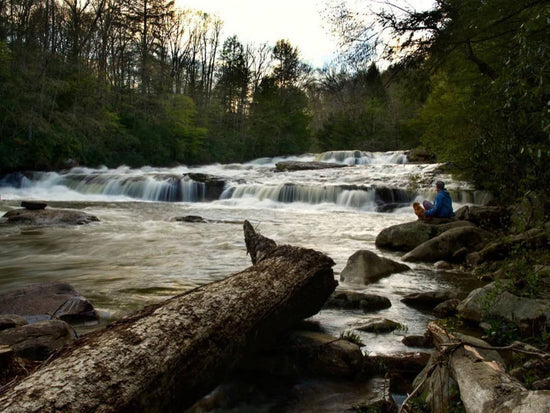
left=375, top=220, right=474, bottom=252
left=2, top=208, right=99, bottom=225
left=339, top=250, right=409, bottom=285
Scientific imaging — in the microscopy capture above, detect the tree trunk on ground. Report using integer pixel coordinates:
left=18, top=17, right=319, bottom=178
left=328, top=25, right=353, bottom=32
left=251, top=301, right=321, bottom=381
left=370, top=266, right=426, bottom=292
left=0, top=221, right=337, bottom=412
left=425, top=322, right=550, bottom=413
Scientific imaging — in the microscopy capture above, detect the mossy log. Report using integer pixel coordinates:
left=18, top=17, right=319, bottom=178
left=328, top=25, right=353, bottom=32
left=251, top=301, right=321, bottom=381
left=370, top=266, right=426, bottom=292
left=0, top=221, right=336, bottom=412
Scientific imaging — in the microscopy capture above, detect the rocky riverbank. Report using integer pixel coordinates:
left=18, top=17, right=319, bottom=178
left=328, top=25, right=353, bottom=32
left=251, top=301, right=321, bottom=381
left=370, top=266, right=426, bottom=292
left=1, top=195, right=548, bottom=411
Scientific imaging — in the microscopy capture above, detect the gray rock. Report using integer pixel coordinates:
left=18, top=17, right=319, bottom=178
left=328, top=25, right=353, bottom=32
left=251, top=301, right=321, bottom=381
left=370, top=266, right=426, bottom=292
left=375, top=220, right=474, bottom=252
left=0, top=319, right=76, bottom=360
left=402, top=334, right=433, bottom=348
left=0, top=315, right=28, bottom=331
left=454, top=205, right=510, bottom=230
left=434, top=298, right=462, bottom=318
left=340, top=250, right=409, bottom=285
left=457, top=283, right=550, bottom=334
left=285, top=330, right=364, bottom=378
left=2, top=208, right=99, bottom=225
left=275, top=161, right=347, bottom=172
left=356, top=318, right=404, bottom=333
left=401, top=290, right=459, bottom=309
left=402, top=226, right=493, bottom=263
left=0, top=282, right=99, bottom=324
left=324, top=290, right=391, bottom=312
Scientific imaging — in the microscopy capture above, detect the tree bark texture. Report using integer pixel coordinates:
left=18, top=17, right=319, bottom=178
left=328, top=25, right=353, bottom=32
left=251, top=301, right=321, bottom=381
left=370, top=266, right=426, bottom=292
left=427, top=322, right=550, bottom=412
left=0, top=221, right=337, bottom=412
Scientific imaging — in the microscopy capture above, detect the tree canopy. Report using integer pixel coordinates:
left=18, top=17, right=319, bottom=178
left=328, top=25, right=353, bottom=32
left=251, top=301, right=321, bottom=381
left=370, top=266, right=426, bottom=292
left=0, top=0, right=548, bottom=203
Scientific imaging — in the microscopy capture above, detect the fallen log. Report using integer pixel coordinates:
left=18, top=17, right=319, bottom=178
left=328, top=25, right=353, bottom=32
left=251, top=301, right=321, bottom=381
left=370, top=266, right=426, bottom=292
left=0, top=220, right=336, bottom=412
left=408, top=322, right=550, bottom=413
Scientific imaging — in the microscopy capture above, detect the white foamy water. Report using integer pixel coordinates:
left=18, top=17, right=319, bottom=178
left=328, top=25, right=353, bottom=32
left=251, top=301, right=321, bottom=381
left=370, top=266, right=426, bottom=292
left=0, top=151, right=485, bottom=410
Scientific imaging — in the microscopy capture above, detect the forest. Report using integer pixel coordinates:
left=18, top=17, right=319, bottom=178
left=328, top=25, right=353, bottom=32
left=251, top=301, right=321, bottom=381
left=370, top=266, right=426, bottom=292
left=0, top=0, right=548, bottom=202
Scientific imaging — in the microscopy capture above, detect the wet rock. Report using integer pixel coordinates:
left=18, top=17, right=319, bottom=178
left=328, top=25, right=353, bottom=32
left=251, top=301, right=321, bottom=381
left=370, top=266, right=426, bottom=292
left=0, top=314, right=28, bottom=331
left=0, top=282, right=99, bottom=324
left=0, top=345, right=34, bottom=385
left=2, top=208, right=99, bottom=225
left=434, top=260, right=454, bottom=270
left=434, top=298, right=461, bottom=318
left=324, top=290, right=392, bottom=312
left=340, top=250, right=409, bottom=285
left=375, top=220, right=474, bottom=252
left=402, top=333, right=433, bottom=348
left=275, top=161, right=347, bottom=172
left=347, top=377, right=397, bottom=413
left=286, top=330, right=364, bottom=378
left=366, top=352, right=431, bottom=378
left=356, top=318, right=404, bottom=334
left=21, top=201, right=47, bottom=210
left=0, top=319, right=76, bottom=360
left=184, top=173, right=226, bottom=201
left=242, top=330, right=365, bottom=379
left=402, top=226, right=493, bottom=263
left=174, top=215, right=208, bottom=223
left=457, top=282, right=550, bottom=335
left=401, top=290, right=459, bottom=310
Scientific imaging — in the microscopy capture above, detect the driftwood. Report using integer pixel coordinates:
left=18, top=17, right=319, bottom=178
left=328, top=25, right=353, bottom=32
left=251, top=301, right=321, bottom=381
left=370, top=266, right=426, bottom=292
left=403, top=322, right=550, bottom=412
left=0, top=220, right=336, bottom=412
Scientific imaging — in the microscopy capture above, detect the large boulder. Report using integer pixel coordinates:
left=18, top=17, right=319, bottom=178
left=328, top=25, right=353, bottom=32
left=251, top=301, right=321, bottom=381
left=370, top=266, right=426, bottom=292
left=240, top=330, right=365, bottom=379
left=0, top=319, right=76, bottom=360
left=2, top=208, right=99, bottom=225
left=457, top=283, right=550, bottom=334
left=454, top=205, right=510, bottom=230
left=0, top=282, right=99, bottom=324
left=324, top=290, right=391, bottom=312
left=402, top=226, right=493, bottom=263
left=339, top=250, right=409, bottom=285
left=375, top=220, right=474, bottom=252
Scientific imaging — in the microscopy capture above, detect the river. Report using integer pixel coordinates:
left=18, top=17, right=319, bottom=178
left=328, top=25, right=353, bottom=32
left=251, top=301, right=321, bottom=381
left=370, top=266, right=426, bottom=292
left=0, top=150, right=487, bottom=411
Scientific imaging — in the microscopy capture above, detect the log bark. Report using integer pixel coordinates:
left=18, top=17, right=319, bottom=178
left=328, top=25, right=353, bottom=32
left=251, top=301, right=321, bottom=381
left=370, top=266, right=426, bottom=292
left=426, top=322, right=550, bottom=413
left=0, top=220, right=337, bottom=412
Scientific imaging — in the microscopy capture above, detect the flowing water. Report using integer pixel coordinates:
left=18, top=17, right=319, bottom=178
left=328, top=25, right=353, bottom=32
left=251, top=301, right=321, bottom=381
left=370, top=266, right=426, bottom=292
left=0, top=150, right=488, bottom=410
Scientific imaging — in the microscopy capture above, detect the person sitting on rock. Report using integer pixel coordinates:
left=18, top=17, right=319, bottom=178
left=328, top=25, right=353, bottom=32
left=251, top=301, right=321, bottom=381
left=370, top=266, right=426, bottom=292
left=423, top=180, right=455, bottom=219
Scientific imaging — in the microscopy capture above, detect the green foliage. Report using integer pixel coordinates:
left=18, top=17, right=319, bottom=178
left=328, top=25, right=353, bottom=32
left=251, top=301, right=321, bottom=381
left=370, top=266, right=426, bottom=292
left=339, top=330, right=365, bottom=347
left=481, top=316, right=521, bottom=346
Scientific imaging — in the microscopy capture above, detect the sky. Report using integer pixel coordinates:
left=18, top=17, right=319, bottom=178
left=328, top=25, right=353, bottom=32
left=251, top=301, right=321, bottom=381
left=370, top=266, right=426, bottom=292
left=176, top=1, right=435, bottom=68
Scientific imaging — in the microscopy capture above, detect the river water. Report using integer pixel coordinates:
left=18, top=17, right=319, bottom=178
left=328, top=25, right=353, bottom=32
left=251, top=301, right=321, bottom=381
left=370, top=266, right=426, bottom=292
left=0, top=151, right=487, bottom=410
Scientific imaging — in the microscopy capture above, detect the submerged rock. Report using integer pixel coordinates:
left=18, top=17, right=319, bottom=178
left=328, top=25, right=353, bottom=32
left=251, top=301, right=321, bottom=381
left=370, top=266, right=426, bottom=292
left=356, top=318, right=404, bottom=334
left=340, top=250, right=409, bottom=285
left=2, top=208, right=99, bottom=225
left=324, top=290, right=391, bottom=312
left=0, top=282, right=99, bottom=324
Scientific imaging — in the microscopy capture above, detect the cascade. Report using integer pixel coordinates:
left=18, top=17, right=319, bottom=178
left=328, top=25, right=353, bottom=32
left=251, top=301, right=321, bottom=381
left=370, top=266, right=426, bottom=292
left=0, top=150, right=489, bottom=209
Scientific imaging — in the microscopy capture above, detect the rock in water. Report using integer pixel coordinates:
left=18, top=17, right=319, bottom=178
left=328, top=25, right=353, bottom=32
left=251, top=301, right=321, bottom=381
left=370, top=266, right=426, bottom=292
left=340, top=250, right=409, bottom=285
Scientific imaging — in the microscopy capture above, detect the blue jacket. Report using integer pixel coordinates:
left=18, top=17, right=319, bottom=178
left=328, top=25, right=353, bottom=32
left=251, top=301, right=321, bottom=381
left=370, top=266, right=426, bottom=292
left=425, top=189, right=455, bottom=218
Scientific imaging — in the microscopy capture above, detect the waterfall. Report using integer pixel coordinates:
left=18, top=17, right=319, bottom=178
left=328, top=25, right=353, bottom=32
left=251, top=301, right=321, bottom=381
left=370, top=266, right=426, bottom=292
left=0, top=151, right=490, bottom=210
left=221, top=183, right=379, bottom=210
left=315, top=150, right=408, bottom=165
